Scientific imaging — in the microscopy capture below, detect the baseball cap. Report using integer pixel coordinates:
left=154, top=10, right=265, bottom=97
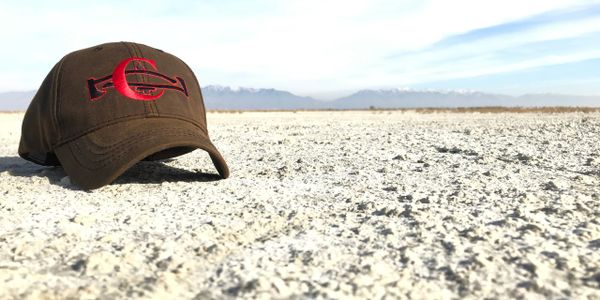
left=18, top=41, right=229, bottom=189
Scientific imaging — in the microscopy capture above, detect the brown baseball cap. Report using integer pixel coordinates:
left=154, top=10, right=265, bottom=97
left=18, top=41, right=229, bottom=189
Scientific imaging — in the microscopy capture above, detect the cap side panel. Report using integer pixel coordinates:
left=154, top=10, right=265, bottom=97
left=52, top=55, right=67, bottom=143
left=180, top=57, right=208, bottom=129
left=18, top=61, right=62, bottom=164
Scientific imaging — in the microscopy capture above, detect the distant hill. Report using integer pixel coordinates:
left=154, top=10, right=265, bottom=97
left=515, top=93, right=600, bottom=107
left=0, top=87, right=323, bottom=111
left=1, top=87, right=599, bottom=111
left=332, top=89, right=600, bottom=108
left=201, top=85, right=324, bottom=110
left=331, top=89, right=510, bottom=108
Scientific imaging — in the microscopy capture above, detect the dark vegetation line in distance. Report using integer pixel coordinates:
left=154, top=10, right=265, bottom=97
left=209, top=106, right=600, bottom=113
left=2, top=107, right=600, bottom=114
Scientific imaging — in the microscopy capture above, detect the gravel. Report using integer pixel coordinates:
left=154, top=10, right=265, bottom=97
left=0, top=111, right=599, bottom=299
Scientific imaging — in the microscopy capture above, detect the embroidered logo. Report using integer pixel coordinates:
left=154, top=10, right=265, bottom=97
left=87, top=57, right=188, bottom=101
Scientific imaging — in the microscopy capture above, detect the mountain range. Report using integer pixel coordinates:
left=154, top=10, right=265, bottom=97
left=1, top=86, right=599, bottom=111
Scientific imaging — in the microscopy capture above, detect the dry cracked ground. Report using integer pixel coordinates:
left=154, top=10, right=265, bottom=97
left=0, top=111, right=599, bottom=299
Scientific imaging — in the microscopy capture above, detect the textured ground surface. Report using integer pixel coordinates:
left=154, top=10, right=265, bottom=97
left=0, top=111, right=599, bottom=299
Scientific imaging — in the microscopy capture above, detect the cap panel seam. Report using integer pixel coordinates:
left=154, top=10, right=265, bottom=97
left=134, top=43, right=159, bottom=116
left=130, top=43, right=149, bottom=115
left=123, top=42, right=151, bottom=116
left=179, top=58, right=208, bottom=129
left=54, top=54, right=68, bottom=141
left=132, top=42, right=156, bottom=116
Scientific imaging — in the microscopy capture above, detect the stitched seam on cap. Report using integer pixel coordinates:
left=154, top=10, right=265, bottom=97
left=54, top=55, right=68, bottom=141
left=135, top=43, right=159, bottom=116
left=179, top=58, right=208, bottom=130
left=134, top=43, right=156, bottom=116
left=78, top=126, right=200, bottom=152
left=73, top=128, right=198, bottom=159
left=123, top=42, right=151, bottom=116
left=131, top=43, right=151, bottom=115
left=71, top=130, right=202, bottom=170
left=69, top=133, right=196, bottom=170
left=54, top=115, right=206, bottom=147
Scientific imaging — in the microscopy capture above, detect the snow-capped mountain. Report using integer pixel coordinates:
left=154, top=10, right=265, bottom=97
left=332, top=89, right=512, bottom=108
left=1, top=87, right=599, bottom=111
left=332, top=89, right=600, bottom=108
left=201, top=85, right=323, bottom=110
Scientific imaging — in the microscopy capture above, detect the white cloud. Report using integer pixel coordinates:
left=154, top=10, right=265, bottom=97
left=0, top=0, right=597, bottom=96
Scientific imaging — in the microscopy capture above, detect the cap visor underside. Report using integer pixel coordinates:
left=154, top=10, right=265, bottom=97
left=54, top=117, right=229, bottom=190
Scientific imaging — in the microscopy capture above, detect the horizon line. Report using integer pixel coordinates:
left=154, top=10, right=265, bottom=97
left=2, top=86, right=600, bottom=101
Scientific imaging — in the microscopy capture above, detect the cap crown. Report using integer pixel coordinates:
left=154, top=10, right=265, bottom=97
left=19, top=42, right=207, bottom=164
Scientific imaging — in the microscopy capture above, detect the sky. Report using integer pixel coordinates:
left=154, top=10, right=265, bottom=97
left=0, top=0, right=599, bottom=99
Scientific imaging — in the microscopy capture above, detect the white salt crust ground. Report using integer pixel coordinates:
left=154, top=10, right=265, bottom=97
left=0, top=111, right=599, bottom=299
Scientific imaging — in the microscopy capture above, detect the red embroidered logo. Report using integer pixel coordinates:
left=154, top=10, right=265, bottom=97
left=87, top=57, right=188, bottom=101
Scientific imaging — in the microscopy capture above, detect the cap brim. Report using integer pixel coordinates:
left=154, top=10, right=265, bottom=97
left=54, top=117, right=229, bottom=190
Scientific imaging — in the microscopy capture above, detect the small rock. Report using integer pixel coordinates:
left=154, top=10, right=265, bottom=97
left=435, top=146, right=461, bottom=154
left=589, top=239, right=600, bottom=249
left=441, top=240, right=455, bottom=253
left=379, top=228, right=393, bottom=236
left=515, top=153, right=532, bottom=162
left=584, top=157, right=595, bottom=166
left=487, top=219, right=507, bottom=226
left=383, top=186, right=397, bottom=192
left=399, top=194, right=413, bottom=201
left=517, top=280, right=538, bottom=290
left=542, top=181, right=559, bottom=191
left=70, top=258, right=87, bottom=272
left=518, top=224, right=542, bottom=233
left=372, top=207, right=398, bottom=217
left=356, top=202, right=374, bottom=211
left=540, top=251, right=559, bottom=259
left=418, top=197, right=430, bottom=204
left=520, top=263, right=537, bottom=276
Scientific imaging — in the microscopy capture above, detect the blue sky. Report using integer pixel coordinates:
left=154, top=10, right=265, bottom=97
left=0, top=0, right=599, bottom=99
